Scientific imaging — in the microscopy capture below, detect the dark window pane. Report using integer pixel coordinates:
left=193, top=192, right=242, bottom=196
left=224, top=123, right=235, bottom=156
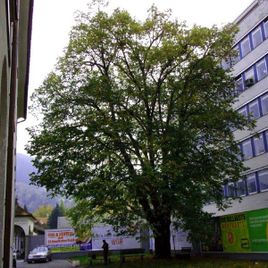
left=261, top=93, right=268, bottom=115
left=238, top=107, right=248, bottom=118
left=242, top=139, right=253, bottom=160
left=253, top=135, right=265, bottom=156
left=244, top=68, right=255, bottom=88
left=252, top=27, right=263, bottom=48
left=231, top=46, right=240, bottom=65
left=241, top=37, right=251, bottom=57
left=235, top=76, right=244, bottom=93
left=256, top=59, right=267, bottom=81
left=237, top=180, right=246, bottom=196
left=259, top=170, right=268, bottom=191
left=248, top=100, right=260, bottom=119
left=227, top=183, right=236, bottom=197
left=247, top=174, right=257, bottom=194
left=264, top=20, right=268, bottom=39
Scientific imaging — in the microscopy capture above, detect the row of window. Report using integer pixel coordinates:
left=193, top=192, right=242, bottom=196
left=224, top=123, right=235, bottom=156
left=224, top=169, right=268, bottom=197
left=238, top=91, right=268, bottom=120
left=238, top=130, right=268, bottom=161
left=233, top=17, right=268, bottom=64
left=235, top=54, right=268, bottom=94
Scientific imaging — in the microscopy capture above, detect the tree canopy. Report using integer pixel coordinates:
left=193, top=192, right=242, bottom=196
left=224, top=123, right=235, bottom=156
left=27, top=7, right=250, bottom=258
left=33, top=204, right=53, bottom=218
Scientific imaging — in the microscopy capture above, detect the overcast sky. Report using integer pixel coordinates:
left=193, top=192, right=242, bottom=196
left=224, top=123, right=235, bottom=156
left=17, top=0, right=254, bottom=154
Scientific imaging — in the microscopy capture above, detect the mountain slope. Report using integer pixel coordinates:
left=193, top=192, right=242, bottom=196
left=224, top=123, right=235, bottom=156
left=16, top=153, right=72, bottom=212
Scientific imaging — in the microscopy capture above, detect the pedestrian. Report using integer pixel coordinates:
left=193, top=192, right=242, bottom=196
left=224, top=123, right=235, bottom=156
left=102, top=240, right=109, bottom=265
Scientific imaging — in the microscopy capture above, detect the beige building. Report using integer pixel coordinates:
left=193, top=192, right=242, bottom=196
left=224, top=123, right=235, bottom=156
left=0, top=0, right=33, bottom=266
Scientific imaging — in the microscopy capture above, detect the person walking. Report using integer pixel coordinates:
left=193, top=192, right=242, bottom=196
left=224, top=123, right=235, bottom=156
left=102, top=240, right=109, bottom=265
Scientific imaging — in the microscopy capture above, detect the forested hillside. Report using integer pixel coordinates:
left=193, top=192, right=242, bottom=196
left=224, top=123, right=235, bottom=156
left=16, top=153, right=72, bottom=212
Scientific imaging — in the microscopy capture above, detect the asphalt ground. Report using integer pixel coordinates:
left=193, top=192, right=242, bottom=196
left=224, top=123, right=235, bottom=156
left=17, top=259, right=75, bottom=268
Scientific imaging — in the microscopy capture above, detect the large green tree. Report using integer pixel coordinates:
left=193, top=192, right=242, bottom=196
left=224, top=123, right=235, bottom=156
left=27, top=7, right=250, bottom=258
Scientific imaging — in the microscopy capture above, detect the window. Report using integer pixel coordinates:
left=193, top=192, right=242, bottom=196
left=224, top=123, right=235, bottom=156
left=253, top=134, right=265, bottom=156
left=227, top=183, right=236, bottom=197
left=261, top=93, right=268, bottom=115
left=258, top=169, right=268, bottom=191
left=256, top=59, right=267, bottom=81
left=236, top=145, right=242, bottom=160
left=237, top=180, right=246, bottom=196
left=264, top=20, right=268, bottom=39
left=244, top=68, right=255, bottom=88
left=238, top=107, right=248, bottom=118
left=235, top=76, right=244, bottom=93
left=221, top=59, right=231, bottom=70
left=221, top=186, right=225, bottom=197
left=246, top=174, right=257, bottom=194
left=241, top=36, right=251, bottom=57
left=248, top=100, right=260, bottom=119
left=241, top=139, right=253, bottom=160
left=231, top=46, right=240, bottom=65
left=252, top=26, right=263, bottom=48
left=266, top=131, right=268, bottom=148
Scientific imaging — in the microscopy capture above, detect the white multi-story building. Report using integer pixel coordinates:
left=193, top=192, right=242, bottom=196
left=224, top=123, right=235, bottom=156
left=205, top=0, right=268, bottom=254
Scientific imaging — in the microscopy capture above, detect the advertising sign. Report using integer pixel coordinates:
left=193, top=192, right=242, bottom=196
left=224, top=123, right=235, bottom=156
left=91, top=225, right=141, bottom=250
left=45, top=228, right=77, bottom=248
left=247, top=209, right=268, bottom=251
left=220, top=208, right=268, bottom=252
left=220, top=213, right=250, bottom=252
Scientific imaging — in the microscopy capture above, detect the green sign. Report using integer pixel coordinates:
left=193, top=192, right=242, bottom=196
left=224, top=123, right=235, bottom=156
left=220, top=208, right=268, bottom=252
left=220, top=213, right=250, bottom=252
left=247, top=209, right=268, bottom=251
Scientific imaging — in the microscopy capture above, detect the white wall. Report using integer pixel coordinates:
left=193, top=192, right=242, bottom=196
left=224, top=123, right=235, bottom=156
left=14, top=217, right=35, bottom=236
left=91, top=225, right=141, bottom=250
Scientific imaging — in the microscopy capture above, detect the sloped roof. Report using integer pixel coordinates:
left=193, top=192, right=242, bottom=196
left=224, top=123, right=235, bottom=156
left=15, top=202, right=45, bottom=234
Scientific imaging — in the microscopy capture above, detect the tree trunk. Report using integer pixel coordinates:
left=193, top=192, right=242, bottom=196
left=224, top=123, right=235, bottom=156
left=153, top=218, right=171, bottom=259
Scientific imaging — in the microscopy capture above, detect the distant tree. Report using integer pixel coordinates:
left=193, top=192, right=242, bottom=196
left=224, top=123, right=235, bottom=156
left=27, top=7, right=251, bottom=258
left=23, top=204, right=29, bottom=212
left=33, top=204, right=53, bottom=218
left=59, top=200, right=66, bottom=216
left=47, top=203, right=65, bottom=229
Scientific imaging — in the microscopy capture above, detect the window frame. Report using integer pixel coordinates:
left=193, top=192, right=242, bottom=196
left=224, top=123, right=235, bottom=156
left=258, top=169, right=268, bottom=192
left=227, top=183, right=236, bottom=197
left=236, top=179, right=247, bottom=196
left=244, top=68, right=256, bottom=88
left=238, top=106, right=248, bottom=118
left=263, top=19, right=268, bottom=39
left=252, top=26, right=263, bottom=48
left=231, top=45, right=240, bottom=65
left=253, top=134, right=265, bottom=156
left=246, top=174, right=257, bottom=194
left=241, top=36, right=251, bottom=57
left=256, top=59, right=268, bottom=81
left=248, top=99, right=261, bottom=119
left=261, top=93, right=268, bottom=115
left=235, top=76, right=244, bottom=93
left=241, top=139, right=253, bottom=160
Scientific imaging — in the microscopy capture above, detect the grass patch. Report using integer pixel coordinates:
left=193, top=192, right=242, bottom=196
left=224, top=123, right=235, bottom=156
left=70, top=255, right=268, bottom=268
left=51, top=245, right=80, bottom=253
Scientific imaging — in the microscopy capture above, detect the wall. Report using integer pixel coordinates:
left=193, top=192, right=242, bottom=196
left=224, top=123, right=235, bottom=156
left=0, top=0, right=11, bottom=266
left=14, top=217, right=35, bottom=236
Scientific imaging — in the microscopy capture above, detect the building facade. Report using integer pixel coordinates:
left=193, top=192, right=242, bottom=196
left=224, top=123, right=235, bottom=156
left=0, top=0, right=33, bottom=266
left=14, top=202, right=44, bottom=259
left=205, top=0, right=268, bottom=254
